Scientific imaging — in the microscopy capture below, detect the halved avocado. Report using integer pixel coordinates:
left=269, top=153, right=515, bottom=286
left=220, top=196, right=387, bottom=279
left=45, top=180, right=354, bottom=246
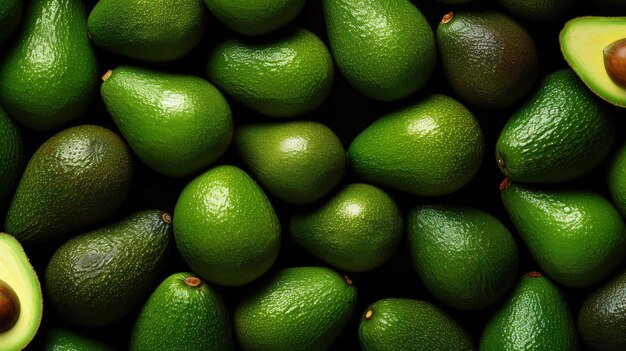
left=0, top=233, right=43, bottom=351
left=560, top=16, right=626, bottom=107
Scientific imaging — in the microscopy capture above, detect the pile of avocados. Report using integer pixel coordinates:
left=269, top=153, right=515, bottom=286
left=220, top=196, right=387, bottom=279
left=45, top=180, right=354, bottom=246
left=2, top=0, right=626, bottom=350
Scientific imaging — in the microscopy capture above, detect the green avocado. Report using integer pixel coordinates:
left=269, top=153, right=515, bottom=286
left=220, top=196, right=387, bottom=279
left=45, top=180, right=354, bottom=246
left=0, top=0, right=21, bottom=43
left=608, top=143, right=626, bottom=216
left=0, top=108, right=23, bottom=213
left=43, top=328, right=114, bottom=351
left=497, top=0, right=576, bottom=21
left=204, top=0, right=305, bottom=35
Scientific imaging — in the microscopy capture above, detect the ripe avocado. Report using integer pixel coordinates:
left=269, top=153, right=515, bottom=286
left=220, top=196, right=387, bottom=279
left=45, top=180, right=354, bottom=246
left=0, top=108, right=24, bottom=213
left=497, top=0, right=576, bottom=21
left=204, top=0, right=305, bottom=35
left=0, top=0, right=21, bottom=43
left=43, top=328, right=114, bottom=351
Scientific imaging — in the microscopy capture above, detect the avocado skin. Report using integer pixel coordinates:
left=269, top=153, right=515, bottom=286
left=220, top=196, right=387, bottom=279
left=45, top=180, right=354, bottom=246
left=501, top=182, right=626, bottom=288
left=359, top=298, right=475, bottom=351
left=4, top=125, right=133, bottom=245
left=496, top=69, right=615, bottom=183
left=129, top=272, right=234, bottom=351
left=0, top=0, right=21, bottom=43
left=0, top=108, right=24, bottom=213
left=88, top=0, right=207, bottom=62
left=577, top=270, right=626, bottom=351
left=0, top=0, right=97, bottom=131
left=497, top=0, right=576, bottom=21
left=322, top=0, right=436, bottom=101
left=480, top=272, right=580, bottom=351
left=44, top=328, right=114, bottom=351
left=45, top=210, right=172, bottom=327
left=607, top=143, right=626, bottom=216
left=437, top=11, right=538, bottom=110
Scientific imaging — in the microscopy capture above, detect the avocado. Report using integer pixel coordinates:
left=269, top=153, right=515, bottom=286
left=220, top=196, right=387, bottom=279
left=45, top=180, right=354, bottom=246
left=45, top=210, right=172, bottom=327
left=496, top=69, right=615, bottom=183
left=234, top=267, right=357, bottom=351
left=233, top=121, right=345, bottom=205
left=290, top=183, right=403, bottom=272
left=359, top=298, right=475, bottom=351
left=101, top=66, right=233, bottom=178
left=407, top=205, right=518, bottom=310
left=480, top=272, right=580, bottom=351
left=577, top=269, right=626, bottom=351
left=608, top=143, right=626, bottom=216
left=88, top=0, right=207, bottom=62
left=0, top=0, right=97, bottom=131
left=322, top=0, right=436, bottom=101
left=43, top=328, right=114, bottom=351
left=206, top=28, right=334, bottom=118
left=437, top=11, right=538, bottom=109
left=561, top=16, right=626, bottom=107
left=0, top=108, right=24, bottom=213
left=0, top=0, right=21, bottom=43
left=501, top=181, right=626, bottom=288
left=130, top=272, right=234, bottom=351
left=347, top=94, right=484, bottom=197
left=204, top=0, right=305, bottom=35
left=4, top=125, right=133, bottom=245
left=0, top=233, right=42, bottom=351
left=497, top=0, right=576, bottom=21
left=173, top=165, right=281, bottom=287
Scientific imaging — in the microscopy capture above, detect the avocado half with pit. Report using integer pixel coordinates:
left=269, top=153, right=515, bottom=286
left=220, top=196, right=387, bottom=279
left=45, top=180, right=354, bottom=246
left=0, top=233, right=43, bottom=350
left=560, top=16, right=626, bottom=107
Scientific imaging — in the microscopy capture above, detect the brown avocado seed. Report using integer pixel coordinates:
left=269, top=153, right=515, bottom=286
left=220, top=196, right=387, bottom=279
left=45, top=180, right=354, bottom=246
left=0, top=279, right=20, bottom=333
left=604, top=38, right=626, bottom=88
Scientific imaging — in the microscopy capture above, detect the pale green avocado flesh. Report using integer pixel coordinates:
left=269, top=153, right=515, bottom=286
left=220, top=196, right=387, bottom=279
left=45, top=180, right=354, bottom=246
left=561, top=16, right=626, bottom=107
left=0, top=233, right=43, bottom=351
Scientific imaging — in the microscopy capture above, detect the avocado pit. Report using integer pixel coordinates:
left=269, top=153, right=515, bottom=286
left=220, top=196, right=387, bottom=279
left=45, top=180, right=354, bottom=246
left=604, top=38, right=626, bottom=88
left=0, top=279, right=20, bottom=333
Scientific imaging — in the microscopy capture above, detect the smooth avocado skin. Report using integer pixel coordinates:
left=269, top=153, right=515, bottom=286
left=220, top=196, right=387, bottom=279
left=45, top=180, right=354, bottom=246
left=45, top=210, right=172, bottom=328
left=608, top=143, right=626, bottom=216
left=480, top=272, right=580, bottom=351
left=88, top=0, right=207, bottom=62
left=407, top=205, right=518, bottom=311
left=497, top=0, right=576, bottom=21
left=4, top=125, right=133, bottom=245
left=501, top=182, right=626, bottom=288
left=173, top=165, right=281, bottom=287
left=496, top=69, right=615, bottom=183
left=359, top=298, right=475, bottom=351
left=322, top=0, right=436, bottom=101
left=0, top=0, right=98, bottom=131
left=43, top=328, right=114, bottom=351
left=234, top=267, right=357, bottom=351
left=204, top=0, right=305, bottom=36
left=0, top=233, right=42, bottom=351
left=129, top=272, right=234, bottom=351
left=101, top=66, right=233, bottom=178
left=233, top=121, right=345, bottom=205
left=290, top=183, right=403, bottom=272
left=437, top=11, right=538, bottom=110
left=206, top=28, right=334, bottom=118
left=577, top=269, right=626, bottom=351
left=0, top=0, right=21, bottom=43
left=561, top=16, right=626, bottom=107
left=0, top=108, right=24, bottom=212
left=348, top=94, right=484, bottom=197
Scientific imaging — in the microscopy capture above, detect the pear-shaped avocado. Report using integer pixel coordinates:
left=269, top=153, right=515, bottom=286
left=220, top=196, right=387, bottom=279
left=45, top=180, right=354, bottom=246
left=45, top=210, right=172, bottom=327
left=0, top=0, right=21, bottom=43
left=501, top=181, right=626, bottom=288
left=561, top=16, right=626, bottom=107
left=608, top=143, right=626, bottom=216
left=496, top=69, right=615, bottom=183
left=234, top=121, right=345, bottom=205
left=347, top=94, right=484, bottom=197
left=0, top=108, right=24, bottom=212
left=0, top=0, right=97, bottom=131
left=437, top=11, right=538, bottom=109
left=130, top=273, right=234, bottom=351
left=407, top=205, right=518, bottom=310
left=0, top=233, right=42, bottom=351
left=174, top=165, right=281, bottom=287
left=4, top=125, right=133, bottom=245
left=43, top=328, right=114, bottom=351
left=480, top=272, right=580, bottom=351
left=322, top=0, right=436, bottom=101
left=204, top=0, right=305, bottom=36
left=497, top=0, right=576, bottom=21
left=290, top=183, right=403, bottom=272
left=101, top=66, right=233, bottom=178
left=234, top=267, right=357, bottom=351
left=577, top=269, right=626, bottom=351
left=88, top=0, right=207, bottom=62
left=206, top=28, right=334, bottom=118
left=359, top=298, right=475, bottom=351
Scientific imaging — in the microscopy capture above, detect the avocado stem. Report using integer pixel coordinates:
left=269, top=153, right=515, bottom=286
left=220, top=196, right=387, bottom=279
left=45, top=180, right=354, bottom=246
left=184, top=276, right=202, bottom=287
left=364, top=308, right=374, bottom=321
left=343, top=274, right=353, bottom=286
left=441, top=12, right=455, bottom=24
left=526, top=271, right=543, bottom=278
left=101, top=69, right=113, bottom=82
left=499, top=178, right=510, bottom=191
left=161, top=212, right=172, bottom=225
